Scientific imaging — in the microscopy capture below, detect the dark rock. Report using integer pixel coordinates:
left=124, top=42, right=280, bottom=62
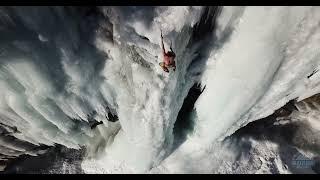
left=173, top=83, right=205, bottom=149
left=90, top=121, right=103, bottom=129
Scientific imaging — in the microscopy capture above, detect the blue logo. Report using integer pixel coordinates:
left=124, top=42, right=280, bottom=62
left=291, top=153, right=315, bottom=169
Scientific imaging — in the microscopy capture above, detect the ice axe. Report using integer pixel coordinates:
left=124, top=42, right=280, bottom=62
left=160, top=29, right=163, bottom=39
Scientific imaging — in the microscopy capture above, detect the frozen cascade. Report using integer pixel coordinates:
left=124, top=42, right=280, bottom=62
left=0, top=6, right=320, bottom=173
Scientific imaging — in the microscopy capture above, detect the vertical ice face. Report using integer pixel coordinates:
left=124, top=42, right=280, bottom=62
left=82, top=6, right=217, bottom=172
left=193, top=6, right=320, bottom=142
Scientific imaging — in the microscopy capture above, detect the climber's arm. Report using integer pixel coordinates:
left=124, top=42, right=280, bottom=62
left=161, top=30, right=166, bottom=55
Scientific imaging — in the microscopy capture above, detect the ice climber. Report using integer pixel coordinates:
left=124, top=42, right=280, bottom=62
left=159, top=30, right=176, bottom=73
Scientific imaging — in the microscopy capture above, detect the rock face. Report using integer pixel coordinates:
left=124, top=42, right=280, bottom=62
left=0, top=125, right=50, bottom=173
left=226, top=94, right=320, bottom=174
left=173, top=83, right=205, bottom=149
left=1, top=145, right=85, bottom=174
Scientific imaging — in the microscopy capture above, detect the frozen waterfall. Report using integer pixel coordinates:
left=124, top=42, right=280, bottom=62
left=0, top=6, right=320, bottom=173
